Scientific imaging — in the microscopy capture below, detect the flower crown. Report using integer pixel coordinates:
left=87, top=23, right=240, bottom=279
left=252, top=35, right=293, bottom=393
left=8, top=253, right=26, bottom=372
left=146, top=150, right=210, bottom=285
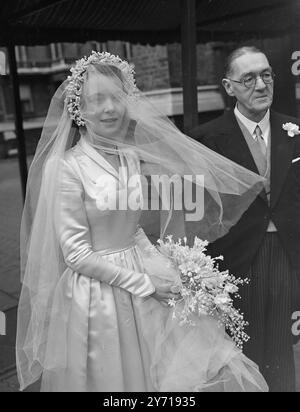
left=65, top=51, right=138, bottom=126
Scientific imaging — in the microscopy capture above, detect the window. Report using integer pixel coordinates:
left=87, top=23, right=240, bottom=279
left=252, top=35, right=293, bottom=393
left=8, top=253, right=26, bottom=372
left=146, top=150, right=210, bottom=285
left=50, top=43, right=63, bottom=64
left=91, top=41, right=101, bottom=52
left=1, top=82, right=34, bottom=119
left=20, top=84, right=34, bottom=114
left=124, top=43, right=133, bottom=61
left=15, top=46, right=28, bottom=68
left=0, top=84, right=5, bottom=119
left=0, top=50, right=6, bottom=75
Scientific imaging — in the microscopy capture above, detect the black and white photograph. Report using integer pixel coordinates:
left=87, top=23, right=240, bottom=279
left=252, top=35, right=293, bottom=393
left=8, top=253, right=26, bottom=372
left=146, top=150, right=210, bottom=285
left=0, top=0, right=299, bottom=394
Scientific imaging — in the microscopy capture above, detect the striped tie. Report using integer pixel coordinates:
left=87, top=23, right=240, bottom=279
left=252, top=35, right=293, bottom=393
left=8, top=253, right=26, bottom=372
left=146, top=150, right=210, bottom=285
left=254, top=125, right=267, bottom=157
left=254, top=125, right=268, bottom=175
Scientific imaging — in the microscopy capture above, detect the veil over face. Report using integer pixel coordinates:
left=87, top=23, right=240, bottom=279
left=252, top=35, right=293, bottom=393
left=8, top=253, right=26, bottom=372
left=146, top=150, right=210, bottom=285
left=17, top=52, right=266, bottom=390
left=81, top=66, right=130, bottom=141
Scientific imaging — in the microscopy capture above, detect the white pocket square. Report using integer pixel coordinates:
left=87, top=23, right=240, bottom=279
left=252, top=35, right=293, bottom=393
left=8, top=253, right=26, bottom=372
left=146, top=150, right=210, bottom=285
left=292, top=157, right=300, bottom=164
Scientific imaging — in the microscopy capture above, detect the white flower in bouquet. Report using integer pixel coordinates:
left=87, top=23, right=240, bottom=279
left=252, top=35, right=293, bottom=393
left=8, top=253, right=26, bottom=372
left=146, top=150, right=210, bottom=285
left=214, top=294, right=232, bottom=308
left=157, top=236, right=250, bottom=349
left=224, top=284, right=239, bottom=294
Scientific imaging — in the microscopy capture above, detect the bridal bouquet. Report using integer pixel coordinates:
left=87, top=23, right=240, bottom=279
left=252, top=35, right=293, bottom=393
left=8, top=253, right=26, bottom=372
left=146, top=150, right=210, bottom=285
left=157, top=236, right=250, bottom=349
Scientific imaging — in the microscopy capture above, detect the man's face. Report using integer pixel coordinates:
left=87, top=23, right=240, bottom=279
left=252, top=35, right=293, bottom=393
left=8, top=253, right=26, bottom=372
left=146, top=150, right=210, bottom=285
left=223, top=52, right=274, bottom=120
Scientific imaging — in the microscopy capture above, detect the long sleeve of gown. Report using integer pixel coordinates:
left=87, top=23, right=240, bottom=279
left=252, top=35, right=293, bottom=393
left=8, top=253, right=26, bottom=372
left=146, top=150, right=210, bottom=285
left=56, top=158, right=155, bottom=298
left=134, top=225, right=181, bottom=288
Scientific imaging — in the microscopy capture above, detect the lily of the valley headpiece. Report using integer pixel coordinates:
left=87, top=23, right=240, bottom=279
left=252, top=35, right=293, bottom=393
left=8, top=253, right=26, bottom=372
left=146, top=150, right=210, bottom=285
left=65, top=51, right=138, bottom=126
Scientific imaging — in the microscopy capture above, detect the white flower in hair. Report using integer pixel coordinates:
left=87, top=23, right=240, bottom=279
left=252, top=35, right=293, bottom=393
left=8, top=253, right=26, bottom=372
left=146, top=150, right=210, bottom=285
left=65, top=51, right=138, bottom=127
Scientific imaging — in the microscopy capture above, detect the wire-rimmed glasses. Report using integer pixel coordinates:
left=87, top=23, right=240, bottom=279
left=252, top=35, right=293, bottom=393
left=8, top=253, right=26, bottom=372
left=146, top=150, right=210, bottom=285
left=228, top=70, right=275, bottom=89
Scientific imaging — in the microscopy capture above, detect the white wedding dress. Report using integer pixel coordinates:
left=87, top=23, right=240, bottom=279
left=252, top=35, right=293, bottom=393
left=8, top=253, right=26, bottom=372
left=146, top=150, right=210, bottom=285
left=40, top=137, right=268, bottom=392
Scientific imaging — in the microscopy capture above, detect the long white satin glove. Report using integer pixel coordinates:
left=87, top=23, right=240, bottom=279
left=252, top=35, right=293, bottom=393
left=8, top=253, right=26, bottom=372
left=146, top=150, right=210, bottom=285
left=65, top=250, right=155, bottom=298
left=56, top=158, right=155, bottom=298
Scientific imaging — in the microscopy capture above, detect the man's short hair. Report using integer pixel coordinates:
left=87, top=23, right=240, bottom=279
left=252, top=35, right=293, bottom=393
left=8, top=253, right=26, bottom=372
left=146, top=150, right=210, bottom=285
left=225, top=46, right=266, bottom=77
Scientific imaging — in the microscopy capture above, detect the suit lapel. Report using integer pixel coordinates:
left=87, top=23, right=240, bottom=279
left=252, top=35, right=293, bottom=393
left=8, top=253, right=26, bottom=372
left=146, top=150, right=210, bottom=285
left=216, top=111, right=259, bottom=173
left=216, top=111, right=267, bottom=202
left=270, top=111, right=295, bottom=209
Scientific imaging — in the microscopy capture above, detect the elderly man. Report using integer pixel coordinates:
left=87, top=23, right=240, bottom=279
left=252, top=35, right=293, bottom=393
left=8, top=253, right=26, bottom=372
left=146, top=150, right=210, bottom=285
left=191, top=46, right=300, bottom=392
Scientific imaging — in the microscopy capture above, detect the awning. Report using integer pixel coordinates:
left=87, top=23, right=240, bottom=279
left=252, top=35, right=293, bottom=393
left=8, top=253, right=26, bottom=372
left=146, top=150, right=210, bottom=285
left=0, top=0, right=299, bottom=46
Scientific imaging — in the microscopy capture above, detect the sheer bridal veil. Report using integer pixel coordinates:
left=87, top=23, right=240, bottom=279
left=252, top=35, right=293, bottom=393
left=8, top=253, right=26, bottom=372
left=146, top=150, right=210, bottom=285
left=17, top=52, right=265, bottom=390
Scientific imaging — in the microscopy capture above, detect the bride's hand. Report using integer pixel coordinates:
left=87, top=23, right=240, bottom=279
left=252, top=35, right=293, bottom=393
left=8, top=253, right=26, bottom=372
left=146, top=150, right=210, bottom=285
left=150, top=276, right=181, bottom=307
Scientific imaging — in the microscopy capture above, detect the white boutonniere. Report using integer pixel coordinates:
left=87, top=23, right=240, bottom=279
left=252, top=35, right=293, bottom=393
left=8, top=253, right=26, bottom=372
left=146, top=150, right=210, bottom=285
left=282, top=122, right=300, bottom=137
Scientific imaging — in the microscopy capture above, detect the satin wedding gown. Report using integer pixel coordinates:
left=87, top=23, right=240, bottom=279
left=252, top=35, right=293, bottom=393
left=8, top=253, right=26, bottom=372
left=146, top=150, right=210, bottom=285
left=41, top=137, right=268, bottom=392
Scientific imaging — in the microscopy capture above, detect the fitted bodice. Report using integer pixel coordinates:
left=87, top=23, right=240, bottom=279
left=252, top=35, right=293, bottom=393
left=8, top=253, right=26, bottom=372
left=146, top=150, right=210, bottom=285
left=62, top=138, right=143, bottom=254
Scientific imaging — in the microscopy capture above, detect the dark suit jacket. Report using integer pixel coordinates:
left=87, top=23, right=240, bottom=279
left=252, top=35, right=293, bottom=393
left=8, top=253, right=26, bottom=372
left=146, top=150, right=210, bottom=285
left=191, top=109, right=300, bottom=278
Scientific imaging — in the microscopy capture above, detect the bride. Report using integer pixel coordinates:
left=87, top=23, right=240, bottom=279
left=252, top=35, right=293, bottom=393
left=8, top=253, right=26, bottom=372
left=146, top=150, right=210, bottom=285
left=16, top=52, right=268, bottom=392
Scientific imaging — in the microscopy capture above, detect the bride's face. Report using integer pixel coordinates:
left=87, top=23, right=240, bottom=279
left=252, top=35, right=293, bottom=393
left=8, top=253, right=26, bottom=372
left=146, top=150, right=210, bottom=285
left=82, top=72, right=128, bottom=139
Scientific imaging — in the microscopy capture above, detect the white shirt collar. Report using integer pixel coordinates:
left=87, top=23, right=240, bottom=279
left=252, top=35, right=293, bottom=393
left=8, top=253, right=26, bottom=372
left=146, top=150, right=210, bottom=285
left=234, top=105, right=270, bottom=144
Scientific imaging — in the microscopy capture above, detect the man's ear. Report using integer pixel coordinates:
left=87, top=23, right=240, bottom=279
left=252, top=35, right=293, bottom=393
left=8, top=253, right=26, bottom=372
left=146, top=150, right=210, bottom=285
left=222, top=78, right=235, bottom=97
